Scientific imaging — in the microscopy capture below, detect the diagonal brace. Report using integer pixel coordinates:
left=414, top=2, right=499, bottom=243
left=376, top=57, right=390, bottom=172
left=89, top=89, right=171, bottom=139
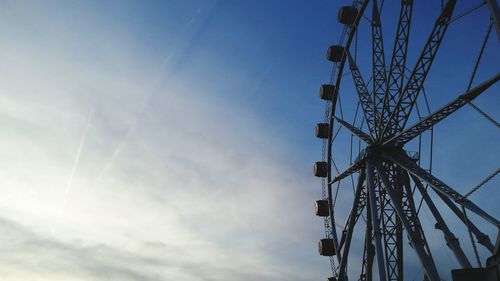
left=386, top=73, right=500, bottom=146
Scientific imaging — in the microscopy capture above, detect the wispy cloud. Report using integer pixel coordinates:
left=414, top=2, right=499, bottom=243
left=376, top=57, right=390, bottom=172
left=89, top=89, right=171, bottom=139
left=0, top=2, right=327, bottom=280
left=0, top=216, right=164, bottom=281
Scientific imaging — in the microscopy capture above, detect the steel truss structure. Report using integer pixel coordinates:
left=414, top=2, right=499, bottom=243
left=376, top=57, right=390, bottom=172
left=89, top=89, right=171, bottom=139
left=314, top=0, right=500, bottom=280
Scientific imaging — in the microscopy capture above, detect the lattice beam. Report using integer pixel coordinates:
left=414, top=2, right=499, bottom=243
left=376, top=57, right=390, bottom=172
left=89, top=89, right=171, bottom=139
left=359, top=196, right=374, bottom=281
left=366, top=161, right=388, bottom=281
left=374, top=160, right=441, bottom=281
left=377, top=164, right=403, bottom=281
left=378, top=0, right=413, bottom=140
left=347, top=52, right=378, bottom=136
left=371, top=0, right=388, bottom=136
left=382, top=0, right=457, bottom=138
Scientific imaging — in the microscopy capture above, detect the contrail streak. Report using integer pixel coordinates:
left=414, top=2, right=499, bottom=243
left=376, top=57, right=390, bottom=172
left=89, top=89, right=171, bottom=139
left=95, top=52, right=164, bottom=183
left=51, top=107, right=94, bottom=235
left=95, top=2, right=210, bottom=181
left=63, top=107, right=94, bottom=207
left=95, top=113, right=140, bottom=182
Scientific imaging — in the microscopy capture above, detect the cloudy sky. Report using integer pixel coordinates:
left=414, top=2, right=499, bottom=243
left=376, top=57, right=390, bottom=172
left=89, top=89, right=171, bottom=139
left=0, top=1, right=498, bottom=280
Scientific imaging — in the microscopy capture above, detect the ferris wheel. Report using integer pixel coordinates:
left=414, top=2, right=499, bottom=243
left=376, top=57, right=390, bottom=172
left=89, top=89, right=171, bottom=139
left=313, top=0, right=500, bottom=280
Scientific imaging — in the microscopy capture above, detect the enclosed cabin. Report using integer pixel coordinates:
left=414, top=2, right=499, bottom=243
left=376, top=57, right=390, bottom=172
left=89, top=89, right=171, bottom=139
left=319, top=84, right=336, bottom=101
left=338, top=6, right=358, bottom=25
left=315, top=123, right=329, bottom=139
left=313, top=161, right=328, bottom=178
left=318, top=238, right=336, bottom=256
left=315, top=200, right=329, bottom=217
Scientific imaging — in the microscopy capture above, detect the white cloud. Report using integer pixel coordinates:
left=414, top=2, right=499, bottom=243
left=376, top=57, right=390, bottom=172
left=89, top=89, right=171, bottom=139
left=0, top=2, right=328, bottom=280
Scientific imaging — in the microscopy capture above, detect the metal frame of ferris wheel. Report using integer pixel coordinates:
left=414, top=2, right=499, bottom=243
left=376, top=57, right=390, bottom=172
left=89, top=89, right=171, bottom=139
left=314, top=0, right=500, bottom=281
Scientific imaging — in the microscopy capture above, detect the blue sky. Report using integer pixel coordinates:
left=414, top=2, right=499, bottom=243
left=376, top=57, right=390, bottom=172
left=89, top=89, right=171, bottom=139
left=0, top=1, right=498, bottom=280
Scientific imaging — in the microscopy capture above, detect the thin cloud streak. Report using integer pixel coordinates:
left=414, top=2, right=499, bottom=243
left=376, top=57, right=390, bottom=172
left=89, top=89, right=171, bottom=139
left=51, top=107, right=94, bottom=235
left=95, top=1, right=222, bottom=183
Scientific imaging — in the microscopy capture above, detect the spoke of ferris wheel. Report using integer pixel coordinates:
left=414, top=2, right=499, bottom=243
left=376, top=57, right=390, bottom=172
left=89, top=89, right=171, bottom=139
left=377, top=0, right=413, bottom=140
left=410, top=173, right=472, bottom=268
left=465, top=22, right=500, bottom=129
left=330, top=154, right=366, bottom=185
left=373, top=160, right=441, bottom=281
left=359, top=195, right=374, bottom=281
left=466, top=20, right=491, bottom=92
left=359, top=241, right=368, bottom=281
left=385, top=73, right=500, bottom=146
left=430, top=186, right=495, bottom=252
left=347, top=51, right=377, bottom=136
left=338, top=171, right=367, bottom=280
left=376, top=165, right=402, bottom=281
left=484, top=0, right=500, bottom=41
left=338, top=173, right=366, bottom=250
left=335, top=116, right=373, bottom=144
left=463, top=167, right=500, bottom=199
left=388, top=167, right=430, bottom=280
left=381, top=0, right=457, bottom=139
left=383, top=150, right=500, bottom=227
left=371, top=0, right=388, bottom=138
left=365, top=161, right=388, bottom=281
